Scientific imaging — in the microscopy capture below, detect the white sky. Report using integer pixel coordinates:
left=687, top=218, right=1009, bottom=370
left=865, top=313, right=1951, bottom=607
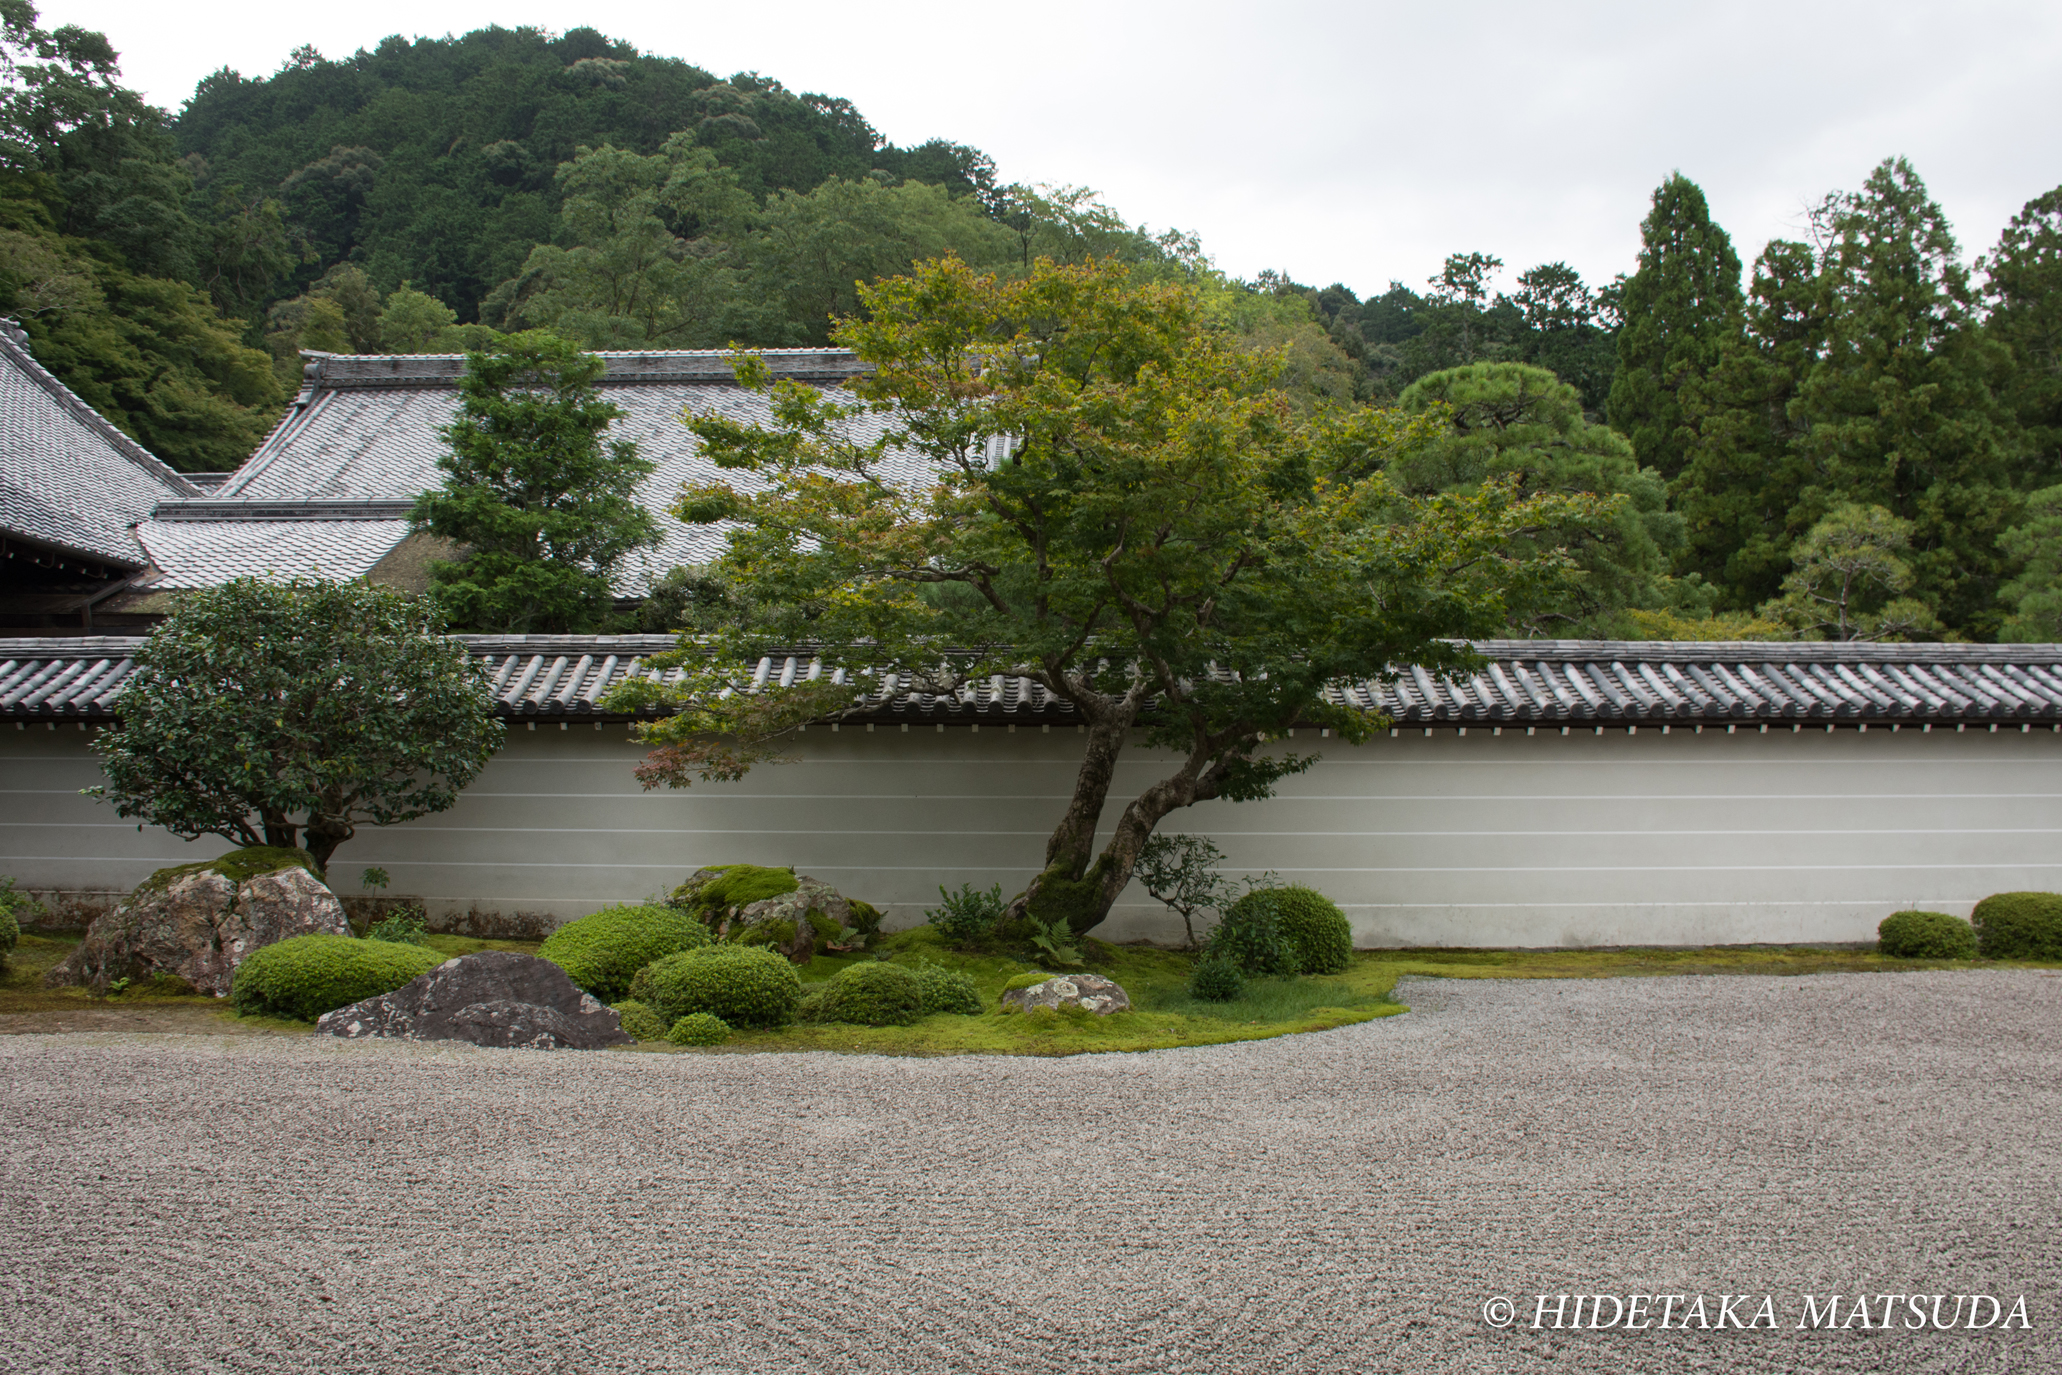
left=42, top=0, right=2062, bottom=300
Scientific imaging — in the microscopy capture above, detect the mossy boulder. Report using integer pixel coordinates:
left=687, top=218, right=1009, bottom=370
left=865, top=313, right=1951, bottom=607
left=48, top=847, right=348, bottom=996
left=669, top=865, right=871, bottom=963
left=538, top=903, right=714, bottom=1002
left=230, top=934, right=443, bottom=1022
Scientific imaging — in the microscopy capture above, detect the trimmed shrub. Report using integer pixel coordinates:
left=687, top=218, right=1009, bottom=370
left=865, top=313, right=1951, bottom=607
left=667, top=1012, right=731, bottom=1046
left=611, top=1000, right=669, bottom=1042
left=1268, top=885, right=1353, bottom=974
left=1971, top=892, right=2062, bottom=960
left=0, top=875, right=26, bottom=968
left=630, top=945, right=801, bottom=1028
left=1878, top=910, right=1978, bottom=960
left=1189, top=957, right=1244, bottom=1002
left=1207, top=890, right=1298, bottom=976
left=539, top=903, right=714, bottom=1002
left=909, top=961, right=982, bottom=1016
left=230, top=935, right=442, bottom=1022
left=667, top=865, right=799, bottom=921
left=925, top=882, right=1005, bottom=945
left=800, top=961, right=925, bottom=1026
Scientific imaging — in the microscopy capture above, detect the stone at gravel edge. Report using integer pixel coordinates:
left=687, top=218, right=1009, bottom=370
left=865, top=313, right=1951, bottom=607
left=317, top=950, right=632, bottom=1050
left=48, top=863, right=349, bottom=997
left=1000, top=974, right=1132, bottom=1016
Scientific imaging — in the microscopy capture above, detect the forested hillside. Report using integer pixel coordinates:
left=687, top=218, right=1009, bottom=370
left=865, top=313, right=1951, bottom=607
left=2, top=5, right=2059, bottom=641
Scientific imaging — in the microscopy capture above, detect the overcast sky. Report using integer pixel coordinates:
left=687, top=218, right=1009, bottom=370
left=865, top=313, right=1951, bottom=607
left=43, top=0, right=2062, bottom=300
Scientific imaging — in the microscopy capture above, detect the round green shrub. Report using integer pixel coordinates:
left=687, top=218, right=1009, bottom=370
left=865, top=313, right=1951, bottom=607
left=802, top=961, right=925, bottom=1026
left=909, top=961, right=982, bottom=1016
left=666, top=1012, right=730, bottom=1046
left=1971, top=891, right=2062, bottom=960
left=539, top=903, right=713, bottom=1002
left=611, top=999, right=669, bottom=1042
left=230, top=935, right=443, bottom=1022
left=1878, top=910, right=1979, bottom=959
left=1268, top=885, right=1353, bottom=974
left=1189, top=957, right=1245, bottom=1002
left=1207, top=891, right=1298, bottom=975
left=630, top=945, right=801, bottom=1028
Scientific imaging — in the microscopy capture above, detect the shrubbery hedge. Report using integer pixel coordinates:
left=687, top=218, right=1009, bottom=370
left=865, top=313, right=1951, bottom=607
left=909, top=961, right=982, bottom=1015
left=1971, top=892, right=2062, bottom=960
left=666, top=1012, right=730, bottom=1046
left=1207, top=891, right=1298, bottom=976
left=539, top=903, right=713, bottom=1002
left=1188, top=957, right=1244, bottom=1002
left=630, top=945, right=801, bottom=1028
left=1877, top=910, right=1978, bottom=959
left=230, top=935, right=442, bottom=1022
left=799, top=962, right=925, bottom=1026
left=611, top=999, right=669, bottom=1042
left=1268, top=886, right=1353, bottom=974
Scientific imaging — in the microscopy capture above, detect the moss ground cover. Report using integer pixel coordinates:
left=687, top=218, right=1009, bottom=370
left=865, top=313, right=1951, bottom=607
left=5, top=926, right=2055, bottom=1050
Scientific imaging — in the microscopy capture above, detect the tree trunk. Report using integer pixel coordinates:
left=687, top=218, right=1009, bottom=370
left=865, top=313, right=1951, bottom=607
left=1016, top=722, right=1235, bottom=937
left=262, top=813, right=298, bottom=851
left=302, top=816, right=355, bottom=877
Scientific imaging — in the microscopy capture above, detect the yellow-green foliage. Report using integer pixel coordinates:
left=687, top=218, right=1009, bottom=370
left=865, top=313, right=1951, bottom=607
left=799, top=961, right=925, bottom=1026
left=667, top=1012, right=730, bottom=1046
left=229, top=934, right=442, bottom=1022
left=630, top=944, right=802, bottom=1028
left=1878, top=910, right=1978, bottom=959
left=539, top=903, right=713, bottom=1001
left=1971, top=892, right=2062, bottom=959
left=611, top=999, right=669, bottom=1041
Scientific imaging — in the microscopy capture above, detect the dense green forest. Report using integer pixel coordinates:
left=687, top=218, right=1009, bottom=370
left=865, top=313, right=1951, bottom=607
left=1, top=4, right=2058, bottom=641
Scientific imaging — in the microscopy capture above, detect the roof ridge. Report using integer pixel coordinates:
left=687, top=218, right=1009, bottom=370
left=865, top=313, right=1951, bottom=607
left=0, top=329, right=201, bottom=498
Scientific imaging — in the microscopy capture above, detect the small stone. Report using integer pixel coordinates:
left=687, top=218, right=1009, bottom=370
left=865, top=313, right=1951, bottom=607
left=316, top=951, right=632, bottom=1050
left=1000, top=974, right=1132, bottom=1016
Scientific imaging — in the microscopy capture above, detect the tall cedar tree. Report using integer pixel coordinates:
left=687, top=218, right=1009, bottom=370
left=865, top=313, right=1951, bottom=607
left=411, top=331, right=659, bottom=632
left=1982, top=186, right=2062, bottom=491
left=1676, top=158, right=2021, bottom=631
left=89, top=578, right=504, bottom=871
left=1607, top=174, right=1744, bottom=482
left=605, top=257, right=1604, bottom=935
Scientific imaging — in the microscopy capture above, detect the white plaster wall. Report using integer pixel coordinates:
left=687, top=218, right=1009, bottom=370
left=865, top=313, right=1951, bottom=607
left=6, top=718, right=2059, bottom=946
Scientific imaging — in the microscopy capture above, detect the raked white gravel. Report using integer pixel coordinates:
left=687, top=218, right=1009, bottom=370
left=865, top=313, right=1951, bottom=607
left=3, top=969, right=2058, bottom=1374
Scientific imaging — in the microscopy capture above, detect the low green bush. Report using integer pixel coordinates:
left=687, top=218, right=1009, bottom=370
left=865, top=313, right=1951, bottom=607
left=909, top=961, right=982, bottom=1015
left=1878, top=910, right=1978, bottom=959
left=667, top=1012, right=731, bottom=1046
left=1971, top=891, right=2062, bottom=960
left=1268, top=886, right=1353, bottom=974
left=630, top=945, right=801, bottom=1028
left=1207, top=890, right=1298, bottom=976
left=0, top=875, right=27, bottom=968
left=539, top=903, right=714, bottom=1002
left=230, top=935, right=443, bottom=1022
left=365, top=907, right=430, bottom=945
left=800, top=962, right=925, bottom=1026
left=611, top=1000, right=669, bottom=1042
left=925, top=882, right=1005, bottom=946
left=1188, top=957, right=1245, bottom=1002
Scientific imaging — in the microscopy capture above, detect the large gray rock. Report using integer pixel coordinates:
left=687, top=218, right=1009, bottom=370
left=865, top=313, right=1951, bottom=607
left=1001, top=974, right=1132, bottom=1016
left=726, top=878, right=859, bottom=963
left=316, top=950, right=632, bottom=1050
left=47, top=849, right=348, bottom=996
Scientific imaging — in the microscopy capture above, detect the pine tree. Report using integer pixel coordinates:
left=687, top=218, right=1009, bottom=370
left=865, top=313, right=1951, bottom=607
left=1981, top=186, right=2062, bottom=491
left=1607, top=174, right=1745, bottom=483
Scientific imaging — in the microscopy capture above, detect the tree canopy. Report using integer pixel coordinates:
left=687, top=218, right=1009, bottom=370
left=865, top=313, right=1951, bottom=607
left=606, top=257, right=1602, bottom=933
left=89, top=578, right=505, bottom=871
